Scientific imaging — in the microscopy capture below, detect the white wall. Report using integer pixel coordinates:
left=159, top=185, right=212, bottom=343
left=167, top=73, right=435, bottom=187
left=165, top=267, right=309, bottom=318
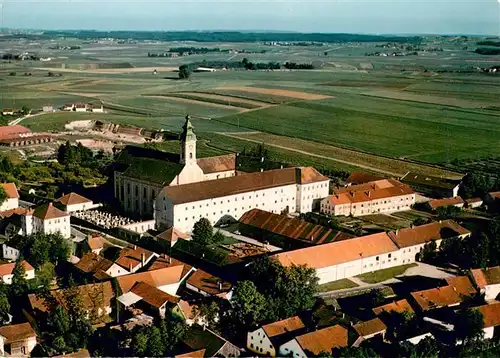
left=105, top=263, right=130, bottom=278
left=0, top=198, right=19, bottom=212
left=400, top=239, right=443, bottom=264
left=158, top=283, right=182, bottom=296
left=186, top=282, right=210, bottom=297
left=2, top=245, right=20, bottom=261
left=483, top=326, right=495, bottom=340
left=1, top=268, right=35, bottom=284
left=484, top=284, right=500, bottom=301
left=172, top=163, right=204, bottom=186
left=204, top=170, right=235, bottom=181
left=279, top=339, right=306, bottom=358
left=247, top=328, right=275, bottom=356
left=321, top=193, right=415, bottom=217
left=41, top=216, right=71, bottom=238
left=120, top=220, right=156, bottom=234
left=404, top=333, right=433, bottom=345
left=66, top=202, right=100, bottom=213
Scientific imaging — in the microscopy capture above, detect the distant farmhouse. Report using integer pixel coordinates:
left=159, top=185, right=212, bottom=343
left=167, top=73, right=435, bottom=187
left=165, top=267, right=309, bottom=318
left=401, top=172, right=463, bottom=198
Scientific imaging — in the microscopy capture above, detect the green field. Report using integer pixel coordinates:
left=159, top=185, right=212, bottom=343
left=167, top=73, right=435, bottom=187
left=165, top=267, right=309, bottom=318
left=356, top=263, right=418, bottom=284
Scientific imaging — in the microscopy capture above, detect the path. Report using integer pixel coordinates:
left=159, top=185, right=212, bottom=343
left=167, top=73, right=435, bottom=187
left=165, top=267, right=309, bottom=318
left=9, top=111, right=47, bottom=126
left=218, top=132, right=400, bottom=177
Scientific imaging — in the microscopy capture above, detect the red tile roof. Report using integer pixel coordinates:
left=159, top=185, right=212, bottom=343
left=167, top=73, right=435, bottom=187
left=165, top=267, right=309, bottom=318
left=0, top=207, right=29, bottom=218
left=353, top=318, right=387, bottom=337
left=0, top=260, right=34, bottom=277
left=471, top=266, right=500, bottom=289
left=346, top=172, right=385, bottom=185
left=147, top=255, right=193, bottom=278
left=197, top=154, right=236, bottom=174
left=175, top=349, right=206, bottom=358
left=32, top=202, right=69, bottom=220
left=427, top=196, right=465, bottom=210
left=74, top=252, right=114, bottom=276
left=162, top=167, right=328, bottom=205
left=87, top=235, right=104, bottom=250
left=373, top=299, right=414, bottom=316
left=295, top=325, right=347, bottom=355
left=275, top=232, right=398, bottom=269
left=476, top=302, right=500, bottom=328
left=130, top=281, right=179, bottom=308
left=115, top=245, right=156, bottom=270
left=1, top=183, right=19, bottom=199
left=388, top=220, right=470, bottom=248
left=410, top=285, right=462, bottom=311
left=239, top=209, right=353, bottom=245
left=445, top=276, right=477, bottom=298
left=0, top=125, right=31, bottom=140
left=117, top=266, right=188, bottom=293
left=56, top=192, right=92, bottom=206
left=186, top=269, right=232, bottom=297
left=262, top=316, right=305, bottom=338
left=0, top=323, right=36, bottom=343
left=156, top=227, right=189, bottom=243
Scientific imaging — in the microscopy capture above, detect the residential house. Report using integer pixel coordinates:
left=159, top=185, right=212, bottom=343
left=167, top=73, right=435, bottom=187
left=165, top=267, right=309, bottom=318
left=352, top=318, right=387, bottom=347
left=373, top=299, right=415, bottom=316
left=114, top=245, right=158, bottom=273
left=0, top=322, right=37, bottom=356
left=0, top=260, right=35, bottom=284
left=0, top=183, right=20, bottom=212
left=42, top=105, right=54, bottom=112
left=345, top=172, right=385, bottom=185
left=279, top=325, right=348, bottom=358
left=476, top=302, right=500, bottom=339
left=156, top=227, right=189, bottom=248
left=426, top=197, right=465, bottom=211
left=388, top=220, right=471, bottom=264
left=55, top=192, right=99, bottom=213
left=64, top=103, right=89, bottom=112
left=444, top=276, right=477, bottom=299
left=21, top=202, right=71, bottom=238
left=465, top=198, right=483, bottom=209
left=247, top=316, right=305, bottom=356
left=410, top=285, right=462, bottom=312
left=320, top=179, right=415, bottom=217
left=400, top=172, right=462, bottom=198
left=186, top=269, right=233, bottom=300
left=274, top=232, right=401, bottom=284
left=83, top=235, right=105, bottom=255
left=470, top=266, right=500, bottom=301
left=1, top=109, right=15, bottom=116
left=74, top=252, right=129, bottom=279
left=181, top=324, right=241, bottom=358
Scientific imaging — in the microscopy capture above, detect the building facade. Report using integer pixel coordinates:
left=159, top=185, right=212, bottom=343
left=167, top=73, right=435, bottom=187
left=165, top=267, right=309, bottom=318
left=0, top=183, right=19, bottom=212
left=21, top=203, right=71, bottom=238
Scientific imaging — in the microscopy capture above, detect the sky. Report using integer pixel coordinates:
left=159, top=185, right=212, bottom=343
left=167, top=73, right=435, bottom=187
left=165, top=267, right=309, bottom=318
left=0, top=0, right=499, bottom=35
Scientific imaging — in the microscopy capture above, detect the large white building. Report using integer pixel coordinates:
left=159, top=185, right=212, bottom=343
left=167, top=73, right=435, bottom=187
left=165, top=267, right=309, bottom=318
left=21, top=203, right=71, bottom=238
left=321, top=179, right=415, bottom=217
left=0, top=183, right=19, bottom=212
left=114, top=116, right=237, bottom=217
left=155, top=166, right=329, bottom=233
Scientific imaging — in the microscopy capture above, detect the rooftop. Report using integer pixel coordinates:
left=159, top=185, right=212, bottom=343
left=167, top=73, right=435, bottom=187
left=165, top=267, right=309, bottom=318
left=353, top=318, right=387, bottom=337
left=295, top=325, right=348, bottom=355
left=183, top=325, right=234, bottom=357
left=0, top=322, right=36, bottom=343
left=56, top=192, right=92, bottom=206
left=401, top=172, right=462, bottom=190
left=373, top=299, right=415, bottom=316
left=346, top=172, right=385, bottom=185
left=186, top=269, right=232, bottom=297
left=388, top=220, right=470, bottom=248
left=115, top=245, right=157, bottom=271
left=197, top=154, right=236, bottom=174
left=175, top=349, right=206, bottom=358
left=410, top=285, right=462, bottom=311
left=161, top=167, right=328, bottom=205
left=0, top=260, right=34, bottom=277
left=262, top=316, right=305, bottom=338
left=0, top=125, right=31, bottom=140
left=156, top=227, right=189, bottom=244
left=1, top=183, right=19, bottom=199
left=117, top=266, right=189, bottom=293
left=444, top=276, right=477, bottom=298
left=147, top=255, right=193, bottom=277
left=476, top=302, right=500, bottom=328
left=130, top=281, right=180, bottom=308
left=274, top=232, right=398, bottom=269
left=31, top=202, right=69, bottom=220
left=427, top=197, right=465, bottom=210
left=239, top=209, right=353, bottom=245
left=74, top=252, right=114, bottom=276
left=87, top=235, right=104, bottom=250
left=471, top=266, right=500, bottom=289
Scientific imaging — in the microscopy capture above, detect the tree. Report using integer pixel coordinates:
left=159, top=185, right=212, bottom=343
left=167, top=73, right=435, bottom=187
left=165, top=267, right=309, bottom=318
left=418, top=240, right=437, bottom=262
left=10, top=259, right=29, bottom=297
left=455, top=309, right=484, bottom=344
left=0, top=185, right=7, bottom=206
left=469, top=233, right=490, bottom=269
left=0, top=284, right=11, bottom=324
left=231, top=280, right=267, bottom=328
left=178, top=64, right=191, bottom=79
left=435, top=206, right=461, bottom=220
left=193, top=301, right=219, bottom=329
left=52, top=336, right=67, bottom=353
left=21, top=106, right=30, bottom=115
left=212, top=230, right=225, bottom=245
left=131, top=330, right=148, bottom=356
left=159, top=316, right=186, bottom=354
left=192, top=218, right=213, bottom=246
left=333, top=346, right=379, bottom=357
left=48, top=306, right=71, bottom=337
left=146, top=326, right=165, bottom=357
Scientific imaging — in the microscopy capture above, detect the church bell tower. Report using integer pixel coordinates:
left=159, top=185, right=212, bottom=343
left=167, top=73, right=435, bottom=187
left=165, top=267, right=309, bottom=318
left=180, top=115, right=197, bottom=165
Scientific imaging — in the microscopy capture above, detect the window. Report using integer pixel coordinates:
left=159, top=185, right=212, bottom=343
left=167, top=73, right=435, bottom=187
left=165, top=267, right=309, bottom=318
left=143, top=187, right=147, bottom=198
left=376, top=256, right=379, bottom=261
left=388, top=253, right=392, bottom=258
left=190, top=153, right=193, bottom=159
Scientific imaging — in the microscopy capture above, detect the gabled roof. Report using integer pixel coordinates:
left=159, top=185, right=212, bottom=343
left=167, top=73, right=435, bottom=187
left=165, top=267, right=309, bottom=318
left=295, top=325, right=348, bottom=355
left=0, top=207, right=29, bottom=218
left=488, top=192, right=500, bottom=200
left=262, top=316, right=305, bottom=338
left=186, top=269, right=232, bottom=296
left=0, top=322, right=36, bottom=343
left=274, top=232, right=398, bottom=269
left=74, top=252, right=114, bottom=276
left=56, top=192, right=92, bottom=206
left=353, top=318, right=387, bottom=337
left=183, top=325, right=237, bottom=357
left=147, top=254, right=193, bottom=278
left=197, top=154, right=236, bottom=174
left=117, top=266, right=187, bottom=293
left=476, top=302, right=500, bottom=328
left=156, top=227, right=189, bottom=243
left=444, top=276, right=477, bottom=298
left=0, top=125, right=31, bottom=140
left=427, top=196, right=465, bottom=210
left=373, top=299, right=414, bottom=316
left=32, top=202, right=69, bottom=220
left=115, top=245, right=156, bottom=270
left=87, top=235, right=104, bottom=250
left=471, top=266, right=500, bottom=289
left=1, top=183, right=19, bottom=199
left=401, top=172, right=461, bottom=190
left=161, top=167, right=328, bottom=205
left=175, top=349, right=206, bottom=358
left=130, top=281, right=180, bottom=308
left=0, top=260, right=34, bottom=277
left=239, top=209, right=353, bottom=245
left=346, top=172, right=385, bottom=185
left=388, top=220, right=470, bottom=248
left=410, top=285, right=462, bottom=311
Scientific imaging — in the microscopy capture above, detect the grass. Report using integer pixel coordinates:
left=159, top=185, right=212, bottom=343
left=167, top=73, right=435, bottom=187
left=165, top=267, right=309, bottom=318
left=156, top=93, right=261, bottom=109
left=318, top=279, right=359, bottom=292
left=356, top=263, right=418, bottom=284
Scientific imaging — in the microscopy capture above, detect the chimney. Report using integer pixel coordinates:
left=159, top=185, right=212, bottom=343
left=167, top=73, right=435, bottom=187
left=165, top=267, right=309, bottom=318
left=141, top=253, right=145, bottom=266
left=129, top=263, right=132, bottom=272
left=219, top=281, right=223, bottom=291
left=133, top=245, right=137, bottom=250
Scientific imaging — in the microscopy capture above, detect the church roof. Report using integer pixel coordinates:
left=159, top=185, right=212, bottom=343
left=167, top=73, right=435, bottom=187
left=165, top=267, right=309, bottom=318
left=197, top=154, right=236, bottom=174
left=180, top=115, right=196, bottom=142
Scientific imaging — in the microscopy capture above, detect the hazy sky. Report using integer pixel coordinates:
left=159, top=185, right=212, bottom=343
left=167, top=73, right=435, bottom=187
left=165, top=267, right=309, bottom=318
left=1, top=0, right=499, bottom=35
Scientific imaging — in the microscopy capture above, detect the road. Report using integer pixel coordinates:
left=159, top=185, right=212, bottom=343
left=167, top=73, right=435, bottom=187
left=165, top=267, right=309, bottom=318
left=9, top=112, right=47, bottom=126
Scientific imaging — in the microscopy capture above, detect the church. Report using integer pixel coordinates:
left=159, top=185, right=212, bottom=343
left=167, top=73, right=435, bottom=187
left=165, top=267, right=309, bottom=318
left=114, top=116, right=237, bottom=218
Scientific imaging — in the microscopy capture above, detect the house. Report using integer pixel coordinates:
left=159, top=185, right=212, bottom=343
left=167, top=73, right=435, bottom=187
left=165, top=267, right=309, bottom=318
left=117, top=265, right=194, bottom=296
left=91, top=105, right=104, bottom=113
left=0, top=322, right=37, bottom=356
left=352, top=318, right=387, bottom=347
left=465, top=198, right=483, bottom=209
left=444, top=275, right=477, bottom=298
left=114, top=117, right=239, bottom=218
left=21, top=202, right=71, bottom=238
left=426, top=197, right=465, bottom=211
left=400, top=172, right=462, bottom=198
left=64, top=103, right=89, bottom=112
left=182, top=325, right=241, bottom=358
left=475, top=302, right=500, bottom=339
left=54, top=349, right=91, bottom=358
left=320, top=179, right=415, bottom=217
left=118, top=281, right=181, bottom=319
left=27, top=281, right=114, bottom=323
left=74, top=252, right=129, bottom=279
left=410, top=285, right=462, bottom=311
left=274, top=232, right=400, bottom=284
left=345, top=172, right=385, bottom=185
left=42, top=105, right=54, bottom=112
left=0, top=260, right=35, bottom=284
left=388, top=220, right=470, bottom=264
left=247, top=316, right=305, bottom=356
left=114, top=245, right=158, bottom=273
left=0, top=183, right=20, bottom=212
left=83, top=235, right=105, bottom=255
left=279, top=325, right=348, bottom=358
left=1, top=109, right=15, bottom=116
left=470, top=266, right=500, bottom=301
left=238, top=209, right=354, bottom=249
left=156, top=227, right=189, bottom=248
left=55, top=192, right=98, bottom=213
left=186, top=269, right=233, bottom=300
left=373, top=299, right=415, bottom=316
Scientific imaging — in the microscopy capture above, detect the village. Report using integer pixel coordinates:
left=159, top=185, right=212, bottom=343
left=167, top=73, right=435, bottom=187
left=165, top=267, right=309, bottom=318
left=0, top=115, right=497, bottom=357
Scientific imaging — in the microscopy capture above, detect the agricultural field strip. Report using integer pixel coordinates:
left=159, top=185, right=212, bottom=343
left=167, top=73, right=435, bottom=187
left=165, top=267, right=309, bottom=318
left=216, top=86, right=332, bottom=100
left=148, top=93, right=264, bottom=110
left=145, top=95, right=248, bottom=112
left=220, top=132, right=461, bottom=178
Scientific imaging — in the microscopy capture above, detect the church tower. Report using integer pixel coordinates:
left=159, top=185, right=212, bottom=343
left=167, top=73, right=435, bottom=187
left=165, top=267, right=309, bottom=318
left=180, top=115, right=197, bottom=165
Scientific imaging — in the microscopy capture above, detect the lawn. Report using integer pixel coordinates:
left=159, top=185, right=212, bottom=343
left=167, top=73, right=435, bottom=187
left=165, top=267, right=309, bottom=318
left=318, top=279, right=359, bottom=292
left=356, top=263, right=418, bottom=284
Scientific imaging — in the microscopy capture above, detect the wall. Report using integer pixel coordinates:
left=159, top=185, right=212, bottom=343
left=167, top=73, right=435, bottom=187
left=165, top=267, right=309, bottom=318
left=204, top=170, right=235, bottom=181
left=186, top=282, right=210, bottom=297
left=42, top=216, right=71, bottom=238
left=247, top=329, right=276, bottom=356
left=321, top=193, right=415, bottom=217
left=2, top=245, right=20, bottom=261
left=172, top=163, right=204, bottom=186
left=404, top=333, right=433, bottom=345
left=483, top=326, right=495, bottom=340
left=120, top=220, right=156, bottom=234
left=0, top=198, right=18, bottom=212
left=484, top=284, right=500, bottom=301
left=158, top=282, right=182, bottom=296
left=66, top=202, right=100, bottom=213
left=2, top=269, right=35, bottom=284
left=279, top=339, right=306, bottom=358
left=105, top=263, right=130, bottom=278
left=400, top=239, right=443, bottom=264
left=115, top=172, right=162, bottom=218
